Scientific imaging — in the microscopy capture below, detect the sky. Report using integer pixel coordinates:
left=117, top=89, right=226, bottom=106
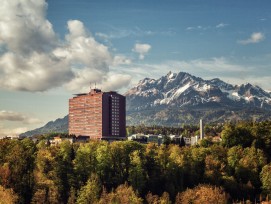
left=0, top=0, right=271, bottom=136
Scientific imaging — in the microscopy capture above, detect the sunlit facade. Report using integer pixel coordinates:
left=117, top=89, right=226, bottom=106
left=69, top=89, right=126, bottom=140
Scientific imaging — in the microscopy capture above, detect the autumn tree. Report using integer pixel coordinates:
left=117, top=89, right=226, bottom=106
left=0, top=185, right=18, bottom=204
left=175, top=184, right=228, bottom=204
left=31, top=146, right=60, bottom=203
left=98, top=183, right=143, bottom=204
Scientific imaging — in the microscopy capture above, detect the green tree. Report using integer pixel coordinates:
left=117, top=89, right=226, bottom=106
left=221, top=123, right=254, bottom=148
left=96, top=141, right=112, bottom=187
left=73, top=141, right=99, bottom=187
left=3, top=139, right=36, bottom=203
left=260, top=163, right=271, bottom=197
left=54, top=141, right=75, bottom=203
left=76, top=174, right=101, bottom=204
left=128, top=150, right=147, bottom=195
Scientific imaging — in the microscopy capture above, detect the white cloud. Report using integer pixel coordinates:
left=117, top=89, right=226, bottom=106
left=0, top=0, right=57, bottom=55
left=0, top=0, right=132, bottom=92
left=95, top=27, right=155, bottom=40
left=113, top=55, right=132, bottom=66
left=132, top=43, right=151, bottom=60
left=238, top=32, right=265, bottom=45
left=216, top=23, right=228, bottom=28
left=66, top=69, right=131, bottom=93
left=122, top=58, right=268, bottom=90
left=186, top=23, right=228, bottom=31
left=0, top=110, right=41, bottom=124
left=0, top=52, right=74, bottom=91
left=186, top=25, right=208, bottom=31
left=99, top=73, right=132, bottom=92
left=0, top=125, right=29, bottom=138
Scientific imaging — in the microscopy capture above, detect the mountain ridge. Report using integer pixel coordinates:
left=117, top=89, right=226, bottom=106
left=125, top=71, right=271, bottom=126
left=21, top=71, right=271, bottom=136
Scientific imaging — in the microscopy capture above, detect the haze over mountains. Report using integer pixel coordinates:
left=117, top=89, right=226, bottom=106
left=21, top=71, right=271, bottom=136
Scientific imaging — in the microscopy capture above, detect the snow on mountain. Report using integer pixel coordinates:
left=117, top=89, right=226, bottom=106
left=125, top=71, right=271, bottom=111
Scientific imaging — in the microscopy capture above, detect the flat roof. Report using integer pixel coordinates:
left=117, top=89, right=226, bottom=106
left=73, top=93, right=87, bottom=96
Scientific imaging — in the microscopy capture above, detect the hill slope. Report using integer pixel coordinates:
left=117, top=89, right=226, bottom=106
left=20, top=115, right=68, bottom=137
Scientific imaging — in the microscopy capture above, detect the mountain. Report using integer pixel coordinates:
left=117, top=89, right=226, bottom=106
left=20, top=115, right=68, bottom=137
left=125, top=71, right=271, bottom=126
left=21, top=71, right=271, bottom=136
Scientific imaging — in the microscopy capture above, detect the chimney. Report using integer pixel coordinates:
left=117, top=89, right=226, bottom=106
left=200, top=119, right=204, bottom=140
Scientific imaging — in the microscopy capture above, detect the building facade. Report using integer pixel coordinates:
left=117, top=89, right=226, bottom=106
left=69, top=89, right=126, bottom=140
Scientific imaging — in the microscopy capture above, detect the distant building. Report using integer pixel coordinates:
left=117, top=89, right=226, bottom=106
left=128, top=134, right=164, bottom=145
left=190, top=135, right=200, bottom=146
left=69, top=88, right=126, bottom=140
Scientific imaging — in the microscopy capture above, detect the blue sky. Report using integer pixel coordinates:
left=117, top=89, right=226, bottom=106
left=0, top=0, right=271, bottom=136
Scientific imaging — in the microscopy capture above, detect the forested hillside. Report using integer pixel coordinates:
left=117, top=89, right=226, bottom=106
left=1, top=121, right=271, bottom=203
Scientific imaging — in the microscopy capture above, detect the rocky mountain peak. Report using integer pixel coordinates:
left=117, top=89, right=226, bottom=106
left=125, top=71, right=271, bottom=111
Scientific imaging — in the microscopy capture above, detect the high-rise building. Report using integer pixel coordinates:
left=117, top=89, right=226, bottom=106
left=69, top=89, right=126, bottom=140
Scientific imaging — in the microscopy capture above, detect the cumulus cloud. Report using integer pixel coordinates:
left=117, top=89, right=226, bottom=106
left=238, top=32, right=265, bottom=45
left=0, top=125, right=29, bottom=138
left=132, top=43, right=151, bottom=60
left=0, top=0, right=132, bottom=92
left=113, top=55, right=132, bottom=66
left=0, top=0, right=57, bottom=55
left=0, top=110, right=41, bottom=124
left=99, top=73, right=132, bottom=91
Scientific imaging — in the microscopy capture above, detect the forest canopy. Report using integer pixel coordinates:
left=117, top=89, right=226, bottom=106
left=0, top=121, right=271, bottom=203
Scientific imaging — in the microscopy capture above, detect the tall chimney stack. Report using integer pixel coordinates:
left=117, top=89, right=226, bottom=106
left=200, top=119, right=204, bottom=140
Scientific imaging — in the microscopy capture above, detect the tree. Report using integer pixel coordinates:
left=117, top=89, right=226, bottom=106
left=159, top=192, right=171, bottom=204
left=128, top=150, right=147, bottom=195
left=31, top=147, right=61, bottom=203
left=145, top=192, right=171, bottom=204
left=0, top=185, right=18, bottom=204
left=76, top=174, right=101, bottom=204
left=145, top=192, right=159, bottom=204
left=96, top=142, right=112, bottom=188
left=54, top=141, right=75, bottom=203
left=204, top=145, right=227, bottom=185
left=260, top=163, right=271, bottom=197
left=175, top=184, right=228, bottom=204
left=199, top=138, right=213, bottom=147
left=98, top=183, right=143, bottom=204
left=73, top=141, right=99, bottom=187
left=221, top=123, right=254, bottom=148
left=3, top=139, right=36, bottom=203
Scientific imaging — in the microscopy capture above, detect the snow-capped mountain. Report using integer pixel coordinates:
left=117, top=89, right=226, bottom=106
left=21, top=71, right=271, bottom=136
left=125, top=71, right=271, bottom=125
